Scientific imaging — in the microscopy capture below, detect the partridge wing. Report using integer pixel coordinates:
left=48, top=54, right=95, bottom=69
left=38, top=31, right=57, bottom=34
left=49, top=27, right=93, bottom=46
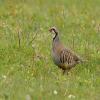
left=59, top=49, right=74, bottom=64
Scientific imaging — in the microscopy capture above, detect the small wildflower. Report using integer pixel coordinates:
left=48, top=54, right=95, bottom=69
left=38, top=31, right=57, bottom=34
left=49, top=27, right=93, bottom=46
left=53, top=90, right=58, bottom=95
left=26, top=94, right=31, bottom=100
left=68, top=94, right=75, bottom=99
left=2, top=75, right=7, bottom=79
left=32, top=44, right=36, bottom=49
left=91, top=20, right=95, bottom=25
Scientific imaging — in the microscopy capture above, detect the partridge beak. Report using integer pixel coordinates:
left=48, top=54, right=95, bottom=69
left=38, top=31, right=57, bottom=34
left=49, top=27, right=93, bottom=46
left=49, top=29, right=52, bottom=32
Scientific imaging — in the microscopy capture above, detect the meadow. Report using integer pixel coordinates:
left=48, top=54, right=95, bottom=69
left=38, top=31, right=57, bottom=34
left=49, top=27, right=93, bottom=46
left=0, top=0, right=100, bottom=100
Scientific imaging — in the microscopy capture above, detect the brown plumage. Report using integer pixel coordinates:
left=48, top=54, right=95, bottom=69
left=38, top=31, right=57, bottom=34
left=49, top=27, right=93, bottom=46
left=49, top=27, right=83, bottom=74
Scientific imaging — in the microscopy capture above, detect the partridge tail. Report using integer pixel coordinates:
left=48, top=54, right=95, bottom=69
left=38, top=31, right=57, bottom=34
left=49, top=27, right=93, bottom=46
left=77, top=57, right=87, bottom=63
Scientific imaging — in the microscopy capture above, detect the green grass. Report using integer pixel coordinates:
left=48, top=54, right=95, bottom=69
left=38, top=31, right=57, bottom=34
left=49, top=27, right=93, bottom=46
left=0, top=0, right=100, bottom=100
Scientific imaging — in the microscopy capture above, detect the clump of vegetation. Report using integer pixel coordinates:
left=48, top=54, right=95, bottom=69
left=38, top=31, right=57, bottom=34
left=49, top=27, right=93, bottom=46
left=0, top=0, right=100, bottom=100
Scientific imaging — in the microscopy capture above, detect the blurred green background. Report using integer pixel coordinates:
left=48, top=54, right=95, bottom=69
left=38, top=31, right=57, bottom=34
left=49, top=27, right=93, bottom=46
left=0, top=0, right=100, bottom=100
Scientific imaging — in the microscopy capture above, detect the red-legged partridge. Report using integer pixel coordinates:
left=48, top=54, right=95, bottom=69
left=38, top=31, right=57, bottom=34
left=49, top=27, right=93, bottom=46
left=49, top=27, right=83, bottom=74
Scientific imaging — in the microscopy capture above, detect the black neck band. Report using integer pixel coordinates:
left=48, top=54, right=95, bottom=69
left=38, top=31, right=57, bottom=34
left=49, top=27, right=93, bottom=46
left=53, top=32, right=58, bottom=41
